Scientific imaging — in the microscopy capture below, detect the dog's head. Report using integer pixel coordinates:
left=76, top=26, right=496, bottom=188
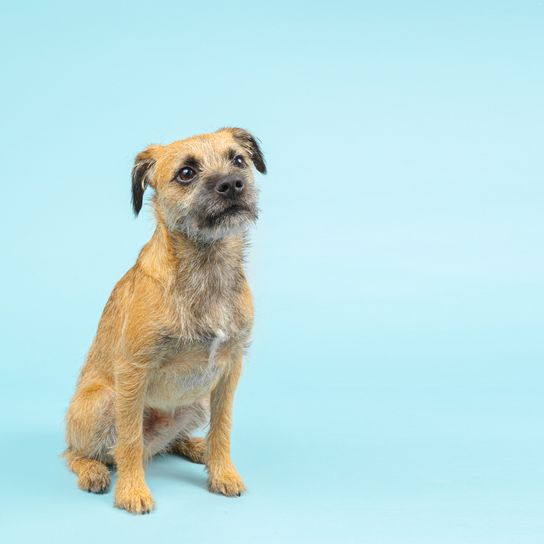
left=131, top=128, right=266, bottom=241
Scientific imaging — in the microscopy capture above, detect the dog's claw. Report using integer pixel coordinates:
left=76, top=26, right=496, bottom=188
left=208, top=468, right=246, bottom=497
left=115, top=482, right=155, bottom=515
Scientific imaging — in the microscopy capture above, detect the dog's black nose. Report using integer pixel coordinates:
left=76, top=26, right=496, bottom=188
left=215, top=178, right=244, bottom=199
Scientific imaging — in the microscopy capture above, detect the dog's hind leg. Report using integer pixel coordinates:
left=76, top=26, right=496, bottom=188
left=170, top=436, right=207, bottom=464
left=166, top=399, right=209, bottom=463
left=64, top=379, right=116, bottom=493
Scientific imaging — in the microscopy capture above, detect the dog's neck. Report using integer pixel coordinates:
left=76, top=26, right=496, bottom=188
left=138, top=220, right=247, bottom=338
left=138, top=218, right=246, bottom=296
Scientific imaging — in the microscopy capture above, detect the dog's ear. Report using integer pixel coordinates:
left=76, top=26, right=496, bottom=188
left=131, top=146, right=158, bottom=216
left=226, top=128, right=267, bottom=174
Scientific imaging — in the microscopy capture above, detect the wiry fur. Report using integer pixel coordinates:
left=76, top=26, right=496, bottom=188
left=64, top=128, right=265, bottom=514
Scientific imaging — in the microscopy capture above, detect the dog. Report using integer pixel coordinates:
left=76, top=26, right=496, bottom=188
left=64, top=127, right=266, bottom=514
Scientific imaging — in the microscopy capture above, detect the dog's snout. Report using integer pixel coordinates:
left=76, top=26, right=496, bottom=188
left=215, top=178, right=244, bottom=199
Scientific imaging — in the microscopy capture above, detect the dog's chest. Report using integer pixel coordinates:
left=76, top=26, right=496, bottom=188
left=146, top=330, right=228, bottom=410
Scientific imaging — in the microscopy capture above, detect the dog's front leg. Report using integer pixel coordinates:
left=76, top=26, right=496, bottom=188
left=207, top=351, right=246, bottom=496
left=113, top=358, right=154, bottom=514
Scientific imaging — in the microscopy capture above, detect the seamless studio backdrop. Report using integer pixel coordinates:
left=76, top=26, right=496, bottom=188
left=0, top=2, right=543, bottom=543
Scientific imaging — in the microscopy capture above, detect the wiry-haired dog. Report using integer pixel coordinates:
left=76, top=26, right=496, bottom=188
left=64, top=128, right=266, bottom=514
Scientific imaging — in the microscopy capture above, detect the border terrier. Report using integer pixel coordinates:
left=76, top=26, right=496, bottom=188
left=64, top=128, right=266, bottom=514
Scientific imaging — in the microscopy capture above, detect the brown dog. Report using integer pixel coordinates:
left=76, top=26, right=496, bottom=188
left=64, top=127, right=266, bottom=514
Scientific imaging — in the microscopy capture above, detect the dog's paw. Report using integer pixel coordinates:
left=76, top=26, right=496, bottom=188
left=208, top=468, right=246, bottom=497
left=115, top=481, right=155, bottom=514
left=173, top=437, right=207, bottom=464
left=78, top=466, right=111, bottom=494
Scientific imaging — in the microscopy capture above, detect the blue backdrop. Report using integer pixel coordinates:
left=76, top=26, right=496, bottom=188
left=1, top=1, right=543, bottom=542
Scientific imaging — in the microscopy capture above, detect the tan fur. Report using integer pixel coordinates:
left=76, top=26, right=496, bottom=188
left=170, top=436, right=207, bottom=464
left=64, top=128, right=263, bottom=514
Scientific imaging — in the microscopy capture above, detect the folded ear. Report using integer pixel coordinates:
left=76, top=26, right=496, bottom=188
left=227, top=128, right=267, bottom=174
left=131, top=146, right=158, bottom=216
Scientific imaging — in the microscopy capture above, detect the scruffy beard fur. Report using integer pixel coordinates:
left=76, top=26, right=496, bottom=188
left=191, top=209, right=258, bottom=242
left=158, top=185, right=260, bottom=243
left=64, top=128, right=266, bottom=515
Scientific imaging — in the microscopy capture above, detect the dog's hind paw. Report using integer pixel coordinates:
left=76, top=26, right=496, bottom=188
left=172, top=436, right=207, bottom=464
left=78, top=468, right=111, bottom=494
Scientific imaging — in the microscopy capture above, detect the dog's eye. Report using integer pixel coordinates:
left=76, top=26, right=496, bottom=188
left=233, top=155, right=246, bottom=168
left=176, top=167, right=196, bottom=183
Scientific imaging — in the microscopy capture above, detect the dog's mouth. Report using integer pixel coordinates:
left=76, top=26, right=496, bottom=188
left=204, top=203, right=255, bottom=227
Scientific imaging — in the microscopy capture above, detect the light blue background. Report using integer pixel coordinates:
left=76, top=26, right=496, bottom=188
left=1, top=1, right=543, bottom=542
